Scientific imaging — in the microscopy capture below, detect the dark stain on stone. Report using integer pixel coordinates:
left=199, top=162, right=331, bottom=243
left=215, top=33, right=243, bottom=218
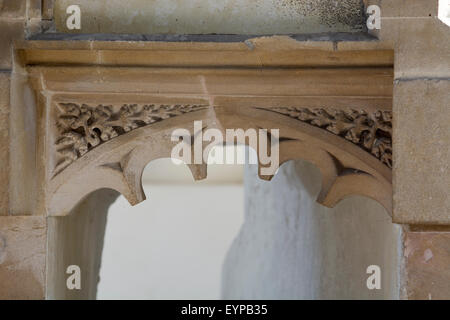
left=278, top=0, right=366, bottom=31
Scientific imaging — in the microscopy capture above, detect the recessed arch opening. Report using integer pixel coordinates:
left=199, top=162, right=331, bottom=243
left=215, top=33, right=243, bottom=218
left=97, top=145, right=248, bottom=299
left=45, top=136, right=396, bottom=299
left=88, top=145, right=393, bottom=299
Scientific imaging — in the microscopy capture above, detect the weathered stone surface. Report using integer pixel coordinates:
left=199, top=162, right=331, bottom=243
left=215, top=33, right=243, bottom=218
left=54, top=0, right=366, bottom=34
left=366, top=1, right=449, bottom=78
left=0, top=73, right=10, bottom=215
left=0, top=216, right=46, bottom=299
left=384, top=18, right=450, bottom=79
left=366, top=0, right=438, bottom=17
left=0, top=0, right=27, bottom=18
left=28, top=0, right=42, bottom=19
left=42, top=0, right=54, bottom=20
left=403, top=230, right=450, bottom=300
left=0, top=19, right=25, bottom=69
left=393, top=79, right=450, bottom=224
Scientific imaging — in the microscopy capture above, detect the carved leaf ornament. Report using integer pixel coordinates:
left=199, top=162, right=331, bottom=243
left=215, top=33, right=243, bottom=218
left=54, top=103, right=207, bottom=175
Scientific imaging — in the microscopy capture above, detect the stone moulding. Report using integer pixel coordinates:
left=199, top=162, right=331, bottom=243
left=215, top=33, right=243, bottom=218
left=16, top=39, right=394, bottom=217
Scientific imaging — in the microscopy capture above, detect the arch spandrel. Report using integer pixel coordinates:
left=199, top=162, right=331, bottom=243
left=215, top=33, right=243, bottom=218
left=19, top=41, right=393, bottom=216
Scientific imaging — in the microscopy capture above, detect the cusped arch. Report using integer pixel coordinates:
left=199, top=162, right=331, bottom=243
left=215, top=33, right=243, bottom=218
left=46, top=104, right=392, bottom=216
left=20, top=42, right=393, bottom=217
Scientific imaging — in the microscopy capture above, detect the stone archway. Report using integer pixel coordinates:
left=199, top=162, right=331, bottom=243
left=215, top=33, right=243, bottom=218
left=9, top=38, right=396, bottom=298
left=1, top=0, right=448, bottom=301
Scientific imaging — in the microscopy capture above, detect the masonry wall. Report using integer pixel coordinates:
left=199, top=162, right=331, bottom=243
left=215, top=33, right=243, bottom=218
left=0, top=0, right=47, bottom=299
left=0, top=0, right=449, bottom=299
left=371, top=0, right=450, bottom=299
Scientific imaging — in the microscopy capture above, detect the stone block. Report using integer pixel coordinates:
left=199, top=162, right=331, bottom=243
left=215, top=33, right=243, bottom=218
left=0, top=0, right=27, bottom=18
left=0, top=216, right=46, bottom=299
left=384, top=18, right=450, bottom=79
left=403, top=230, right=450, bottom=299
left=365, top=0, right=449, bottom=78
left=393, top=79, right=450, bottom=224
